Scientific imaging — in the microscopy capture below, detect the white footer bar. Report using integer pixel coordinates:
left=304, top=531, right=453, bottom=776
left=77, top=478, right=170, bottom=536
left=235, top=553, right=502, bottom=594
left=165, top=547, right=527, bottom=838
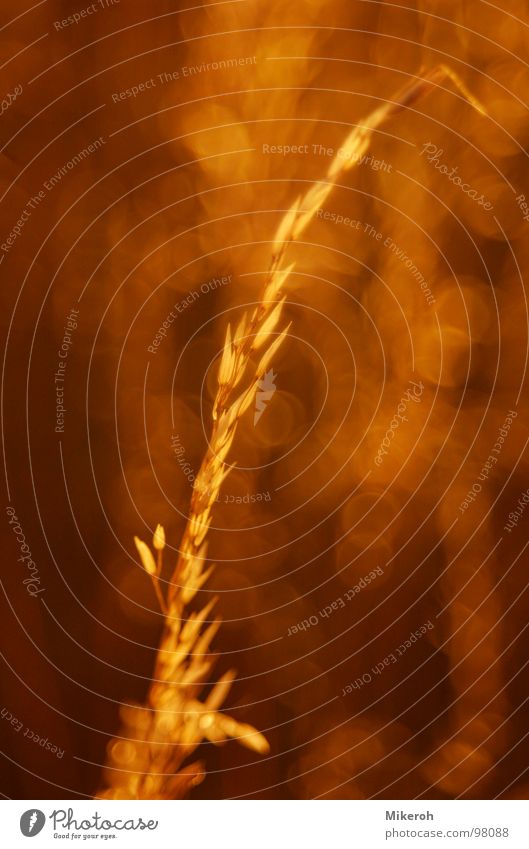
left=3, top=800, right=527, bottom=848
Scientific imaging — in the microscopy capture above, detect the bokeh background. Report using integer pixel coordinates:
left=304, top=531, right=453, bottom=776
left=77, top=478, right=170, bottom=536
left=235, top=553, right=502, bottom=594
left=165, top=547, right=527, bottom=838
left=1, top=0, right=529, bottom=799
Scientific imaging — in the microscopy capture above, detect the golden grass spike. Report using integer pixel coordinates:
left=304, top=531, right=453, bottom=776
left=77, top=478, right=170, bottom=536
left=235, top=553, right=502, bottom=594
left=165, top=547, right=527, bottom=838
left=217, top=323, right=234, bottom=386
left=206, top=669, right=237, bottom=711
left=252, top=297, right=286, bottom=350
left=257, top=324, right=291, bottom=378
left=434, top=64, right=487, bottom=116
left=99, top=66, right=485, bottom=800
left=153, top=524, right=165, bottom=551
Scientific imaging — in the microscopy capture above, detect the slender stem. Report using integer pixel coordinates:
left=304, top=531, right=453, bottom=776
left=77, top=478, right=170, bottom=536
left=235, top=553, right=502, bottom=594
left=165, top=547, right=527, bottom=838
left=151, top=573, right=168, bottom=615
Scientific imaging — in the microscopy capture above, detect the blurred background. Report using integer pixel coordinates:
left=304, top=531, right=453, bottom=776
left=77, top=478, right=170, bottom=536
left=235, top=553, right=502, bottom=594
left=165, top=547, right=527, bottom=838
left=1, top=0, right=529, bottom=799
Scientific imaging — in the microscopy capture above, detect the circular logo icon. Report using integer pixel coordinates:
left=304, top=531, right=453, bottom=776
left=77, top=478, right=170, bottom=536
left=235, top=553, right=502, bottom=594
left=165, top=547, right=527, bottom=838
left=20, top=810, right=46, bottom=837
